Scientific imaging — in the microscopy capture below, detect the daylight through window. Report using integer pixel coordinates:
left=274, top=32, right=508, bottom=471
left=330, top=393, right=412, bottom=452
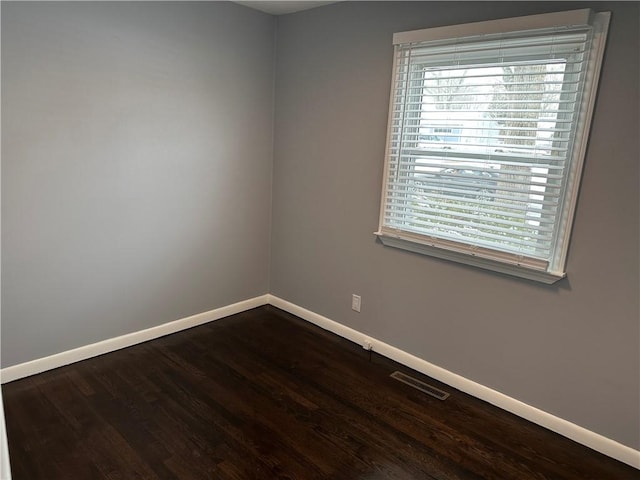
left=376, top=9, right=610, bottom=283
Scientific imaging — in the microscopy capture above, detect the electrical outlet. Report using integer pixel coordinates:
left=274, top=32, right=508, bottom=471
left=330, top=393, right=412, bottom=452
left=351, top=294, right=361, bottom=312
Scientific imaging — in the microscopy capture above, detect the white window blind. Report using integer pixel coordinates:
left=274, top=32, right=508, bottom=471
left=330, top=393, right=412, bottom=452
left=377, top=10, right=610, bottom=283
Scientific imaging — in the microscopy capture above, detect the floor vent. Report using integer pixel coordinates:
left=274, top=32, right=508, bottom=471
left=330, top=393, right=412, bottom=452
left=390, top=371, right=450, bottom=400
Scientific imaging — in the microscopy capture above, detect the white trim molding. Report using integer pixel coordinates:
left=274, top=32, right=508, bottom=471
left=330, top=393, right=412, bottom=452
left=375, top=233, right=564, bottom=284
left=379, top=10, right=610, bottom=284
left=0, top=295, right=269, bottom=384
left=1, top=293, right=638, bottom=469
left=393, top=9, right=593, bottom=45
left=267, top=294, right=640, bottom=470
left=0, top=390, right=11, bottom=480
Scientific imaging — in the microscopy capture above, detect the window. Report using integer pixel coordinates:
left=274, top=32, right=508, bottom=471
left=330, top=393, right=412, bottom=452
left=376, top=9, right=610, bottom=283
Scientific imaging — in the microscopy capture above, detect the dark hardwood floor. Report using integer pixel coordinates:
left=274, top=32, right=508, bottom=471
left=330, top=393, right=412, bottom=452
left=2, top=305, right=638, bottom=479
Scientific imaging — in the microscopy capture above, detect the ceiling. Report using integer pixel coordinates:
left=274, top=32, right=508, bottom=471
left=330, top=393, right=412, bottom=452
left=234, top=1, right=339, bottom=15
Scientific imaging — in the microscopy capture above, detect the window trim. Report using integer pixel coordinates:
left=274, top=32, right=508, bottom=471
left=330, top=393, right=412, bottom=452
left=375, top=9, right=610, bottom=283
left=377, top=233, right=564, bottom=284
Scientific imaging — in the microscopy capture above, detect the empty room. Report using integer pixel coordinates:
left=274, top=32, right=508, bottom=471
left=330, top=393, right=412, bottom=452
left=1, top=1, right=639, bottom=479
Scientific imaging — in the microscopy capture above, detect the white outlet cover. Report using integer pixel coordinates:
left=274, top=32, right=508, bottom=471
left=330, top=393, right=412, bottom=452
left=352, top=295, right=361, bottom=312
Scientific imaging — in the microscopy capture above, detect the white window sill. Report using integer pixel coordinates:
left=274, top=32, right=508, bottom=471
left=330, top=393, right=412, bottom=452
left=375, top=232, right=566, bottom=284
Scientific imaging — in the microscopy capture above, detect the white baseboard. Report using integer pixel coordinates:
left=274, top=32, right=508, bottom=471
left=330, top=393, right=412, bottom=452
left=1, top=293, right=638, bottom=469
left=267, top=294, right=640, bottom=470
left=0, top=389, right=11, bottom=480
left=0, top=295, right=270, bottom=385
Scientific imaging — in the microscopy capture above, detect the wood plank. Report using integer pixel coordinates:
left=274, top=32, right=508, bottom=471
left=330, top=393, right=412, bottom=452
left=2, top=305, right=637, bottom=479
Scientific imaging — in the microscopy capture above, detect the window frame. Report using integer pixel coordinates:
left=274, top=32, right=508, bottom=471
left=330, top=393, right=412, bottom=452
left=375, top=9, right=610, bottom=284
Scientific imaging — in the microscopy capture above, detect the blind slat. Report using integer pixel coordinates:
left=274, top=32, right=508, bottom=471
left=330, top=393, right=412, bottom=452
left=379, top=10, right=609, bottom=281
left=383, top=215, right=553, bottom=253
left=386, top=182, right=563, bottom=204
left=384, top=203, right=557, bottom=230
left=380, top=11, right=609, bottom=275
left=386, top=206, right=553, bottom=238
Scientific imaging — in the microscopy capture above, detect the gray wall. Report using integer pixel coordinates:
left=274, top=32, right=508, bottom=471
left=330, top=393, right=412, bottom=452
left=271, top=2, right=640, bottom=449
left=1, top=2, right=275, bottom=366
left=2, top=0, right=638, bottom=453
